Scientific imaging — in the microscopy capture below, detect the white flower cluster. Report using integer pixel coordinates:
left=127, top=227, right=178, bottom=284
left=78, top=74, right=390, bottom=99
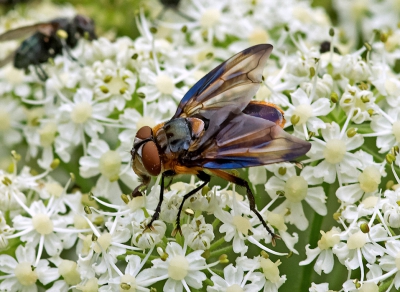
left=0, top=0, right=400, bottom=291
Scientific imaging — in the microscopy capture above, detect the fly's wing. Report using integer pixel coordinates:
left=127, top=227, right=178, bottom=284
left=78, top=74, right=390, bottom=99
left=243, top=100, right=286, bottom=128
left=173, top=44, right=273, bottom=120
left=0, top=22, right=57, bottom=42
left=0, top=51, right=15, bottom=68
left=187, top=113, right=311, bottom=169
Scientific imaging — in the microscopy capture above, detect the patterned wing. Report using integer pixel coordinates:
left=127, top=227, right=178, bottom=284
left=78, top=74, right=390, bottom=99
left=186, top=113, right=311, bottom=169
left=173, top=44, right=273, bottom=120
left=0, top=23, right=57, bottom=42
left=0, top=51, right=15, bottom=68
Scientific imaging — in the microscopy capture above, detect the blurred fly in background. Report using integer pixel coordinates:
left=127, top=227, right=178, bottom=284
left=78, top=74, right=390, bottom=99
left=0, top=14, right=96, bottom=80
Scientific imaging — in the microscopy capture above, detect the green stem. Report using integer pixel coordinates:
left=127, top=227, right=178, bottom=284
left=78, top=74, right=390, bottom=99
left=379, top=276, right=395, bottom=292
left=209, top=236, right=227, bottom=251
left=212, top=218, right=220, bottom=230
left=209, top=244, right=233, bottom=259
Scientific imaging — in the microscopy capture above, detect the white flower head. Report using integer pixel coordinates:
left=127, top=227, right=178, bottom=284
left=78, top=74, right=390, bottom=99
left=151, top=242, right=207, bottom=292
left=0, top=245, right=59, bottom=291
left=181, top=215, right=215, bottom=250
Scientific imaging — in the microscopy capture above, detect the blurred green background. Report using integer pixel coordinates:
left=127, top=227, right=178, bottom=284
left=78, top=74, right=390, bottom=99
left=1, top=0, right=337, bottom=39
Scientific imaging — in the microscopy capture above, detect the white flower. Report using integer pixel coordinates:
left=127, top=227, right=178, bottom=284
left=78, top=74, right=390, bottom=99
left=89, top=59, right=137, bottom=111
left=260, top=258, right=287, bottom=291
left=104, top=253, right=156, bottom=291
left=300, top=227, right=341, bottom=275
left=265, top=166, right=327, bottom=231
left=181, top=215, right=215, bottom=250
left=285, top=88, right=334, bottom=137
left=10, top=200, right=73, bottom=258
left=372, top=240, right=400, bottom=289
left=0, top=210, right=14, bottom=250
left=131, top=219, right=166, bottom=249
left=381, top=188, right=400, bottom=228
left=336, top=150, right=385, bottom=204
left=340, top=84, right=375, bottom=124
left=151, top=242, right=208, bottom=292
left=306, top=121, right=364, bottom=184
left=0, top=245, right=59, bottom=291
left=333, top=225, right=387, bottom=282
left=208, top=264, right=265, bottom=292
left=369, top=108, right=400, bottom=153
left=337, top=54, right=371, bottom=83
left=79, top=139, right=138, bottom=204
left=55, top=88, right=115, bottom=161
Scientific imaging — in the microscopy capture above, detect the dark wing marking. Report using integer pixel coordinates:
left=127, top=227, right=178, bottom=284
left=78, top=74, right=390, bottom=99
left=0, top=23, right=57, bottom=42
left=187, top=113, right=311, bottom=169
left=0, top=51, right=15, bottom=68
left=173, top=44, right=273, bottom=119
left=243, top=101, right=286, bottom=128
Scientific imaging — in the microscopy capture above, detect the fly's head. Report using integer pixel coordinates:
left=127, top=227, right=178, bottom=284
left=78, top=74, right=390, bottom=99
left=131, top=126, right=162, bottom=187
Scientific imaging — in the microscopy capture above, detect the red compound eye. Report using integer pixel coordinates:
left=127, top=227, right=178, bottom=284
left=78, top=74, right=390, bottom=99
left=136, top=126, right=152, bottom=140
left=142, top=141, right=161, bottom=176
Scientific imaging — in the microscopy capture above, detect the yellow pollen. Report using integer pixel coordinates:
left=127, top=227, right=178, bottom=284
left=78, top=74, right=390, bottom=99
left=323, top=139, right=346, bottom=164
left=358, top=166, right=381, bottom=193
left=318, top=229, right=340, bottom=250
left=32, top=213, right=54, bottom=235
left=232, top=215, right=251, bottom=235
left=93, top=232, right=112, bottom=253
left=293, top=104, right=313, bottom=125
left=71, top=101, right=93, bottom=124
left=99, top=150, right=121, bottom=181
left=38, top=122, right=57, bottom=147
left=347, top=231, right=367, bottom=249
left=155, top=74, right=175, bottom=95
left=248, top=27, right=269, bottom=46
left=260, top=258, right=281, bottom=284
left=284, top=176, right=308, bottom=203
left=226, top=284, right=244, bottom=292
left=200, top=9, right=221, bottom=28
left=266, top=211, right=287, bottom=231
left=14, top=262, right=38, bottom=286
left=45, top=182, right=64, bottom=198
left=59, top=260, right=81, bottom=285
left=136, top=116, right=156, bottom=129
left=168, top=255, right=189, bottom=280
left=361, top=196, right=378, bottom=209
left=108, top=76, right=127, bottom=95
left=120, top=274, right=137, bottom=292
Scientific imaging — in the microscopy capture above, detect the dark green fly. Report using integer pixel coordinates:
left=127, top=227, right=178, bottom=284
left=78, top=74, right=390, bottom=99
left=0, top=15, right=96, bottom=80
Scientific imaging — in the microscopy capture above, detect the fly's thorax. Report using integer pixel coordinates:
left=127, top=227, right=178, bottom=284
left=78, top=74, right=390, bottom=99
left=160, top=117, right=205, bottom=152
left=131, top=126, right=162, bottom=178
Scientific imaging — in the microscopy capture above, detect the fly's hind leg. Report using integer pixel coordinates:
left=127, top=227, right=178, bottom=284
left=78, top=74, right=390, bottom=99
left=172, top=171, right=210, bottom=236
left=209, top=169, right=280, bottom=246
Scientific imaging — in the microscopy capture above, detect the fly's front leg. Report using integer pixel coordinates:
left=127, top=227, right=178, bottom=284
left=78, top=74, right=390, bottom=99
left=172, top=171, right=210, bottom=236
left=209, top=169, right=280, bottom=246
left=34, top=64, right=48, bottom=81
left=145, top=171, right=174, bottom=231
